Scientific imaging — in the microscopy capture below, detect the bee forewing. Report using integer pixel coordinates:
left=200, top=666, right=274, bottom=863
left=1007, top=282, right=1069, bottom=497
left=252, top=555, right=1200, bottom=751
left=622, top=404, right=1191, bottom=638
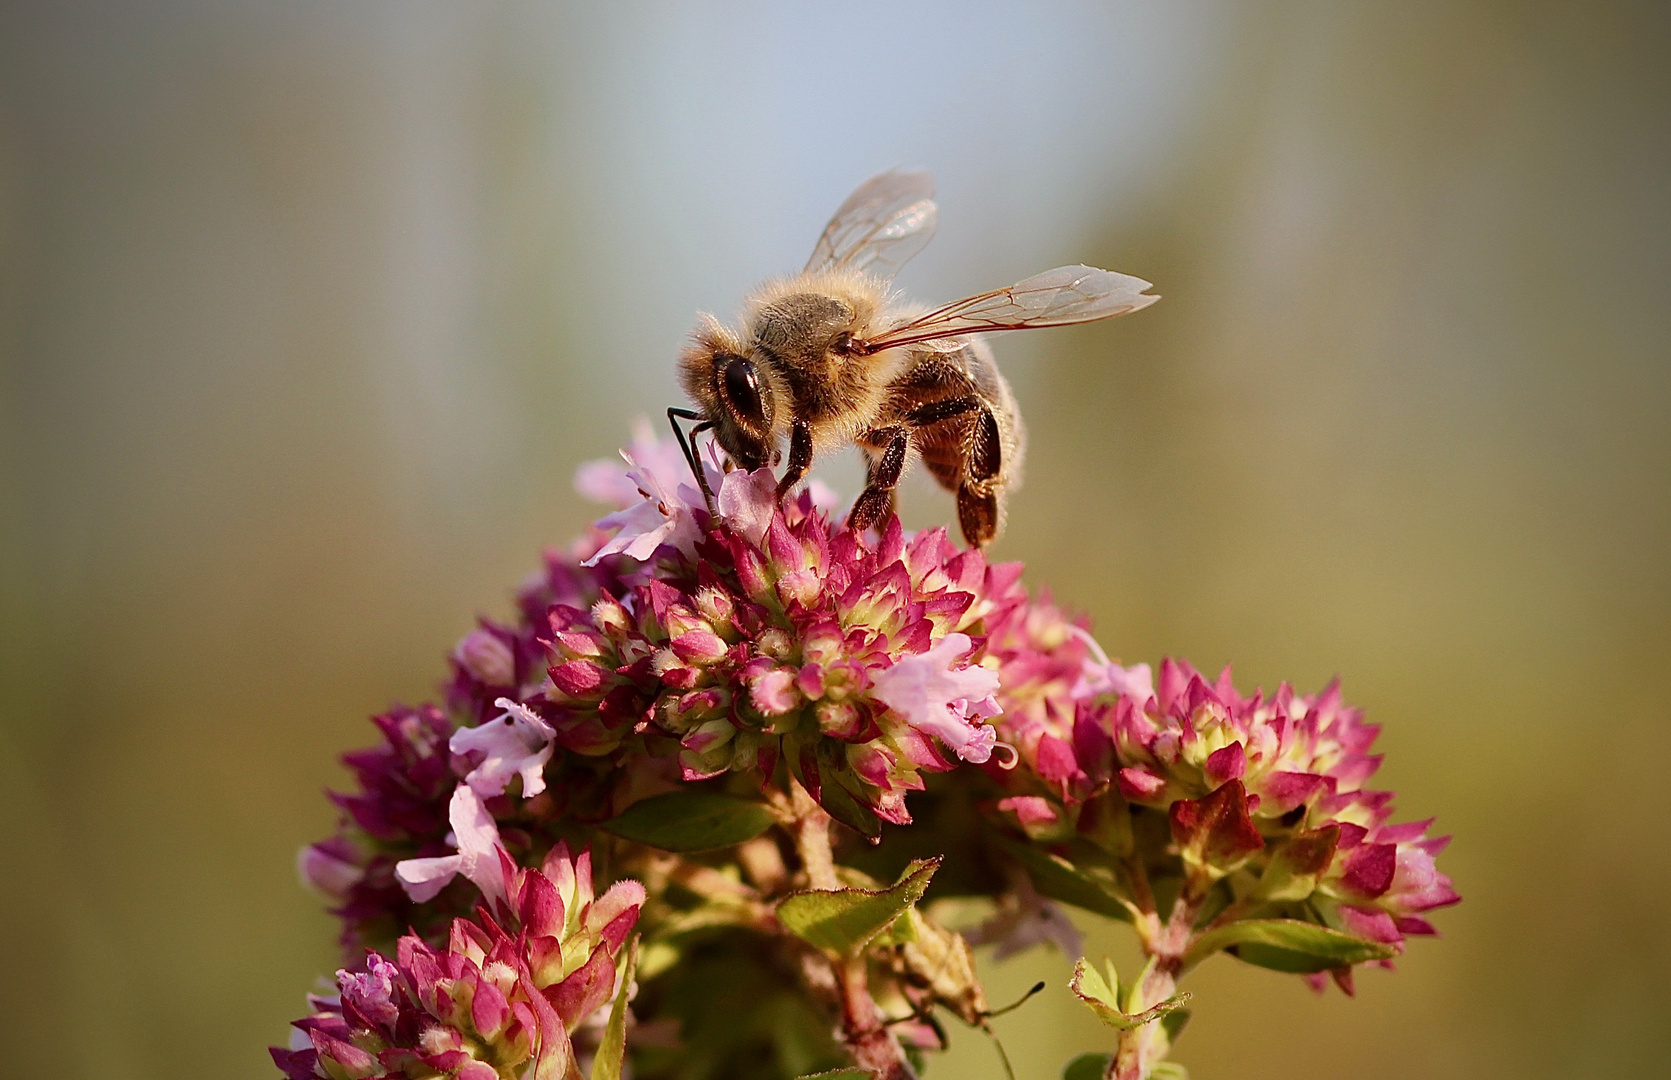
left=856, top=265, right=1159, bottom=352
left=804, top=168, right=938, bottom=285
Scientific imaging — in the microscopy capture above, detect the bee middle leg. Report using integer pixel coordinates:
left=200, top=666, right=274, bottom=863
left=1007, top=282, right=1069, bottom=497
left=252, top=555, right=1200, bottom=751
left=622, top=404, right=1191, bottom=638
left=849, top=426, right=908, bottom=534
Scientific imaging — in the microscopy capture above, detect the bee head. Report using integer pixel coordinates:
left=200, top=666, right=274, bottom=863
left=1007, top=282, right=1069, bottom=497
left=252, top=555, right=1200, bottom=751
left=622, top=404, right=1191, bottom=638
left=677, top=315, right=782, bottom=471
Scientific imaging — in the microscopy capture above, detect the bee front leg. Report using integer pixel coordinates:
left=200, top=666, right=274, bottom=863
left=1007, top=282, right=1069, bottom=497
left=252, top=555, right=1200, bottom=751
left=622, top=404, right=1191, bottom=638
left=775, top=418, right=813, bottom=500
left=668, top=406, right=717, bottom=512
left=849, top=426, right=908, bottom=534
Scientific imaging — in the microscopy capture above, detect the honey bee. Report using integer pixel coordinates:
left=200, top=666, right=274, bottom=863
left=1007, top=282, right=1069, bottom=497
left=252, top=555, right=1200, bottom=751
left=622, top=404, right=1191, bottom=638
left=670, top=169, right=1157, bottom=548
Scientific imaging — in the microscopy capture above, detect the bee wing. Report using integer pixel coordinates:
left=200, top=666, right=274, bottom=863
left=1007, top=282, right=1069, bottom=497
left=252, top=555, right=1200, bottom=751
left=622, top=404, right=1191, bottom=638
left=804, top=169, right=938, bottom=285
left=854, top=265, right=1158, bottom=353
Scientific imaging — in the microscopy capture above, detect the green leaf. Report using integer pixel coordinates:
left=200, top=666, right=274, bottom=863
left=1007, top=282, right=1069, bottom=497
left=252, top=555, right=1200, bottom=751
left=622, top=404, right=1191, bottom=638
left=1062, top=1052, right=1112, bottom=1080
left=991, top=834, right=1134, bottom=923
left=600, top=789, right=778, bottom=852
left=1184, top=918, right=1398, bottom=973
left=589, top=937, right=639, bottom=1080
left=776, top=858, right=940, bottom=956
left=1070, top=958, right=1191, bottom=1031
left=868, top=906, right=920, bottom=947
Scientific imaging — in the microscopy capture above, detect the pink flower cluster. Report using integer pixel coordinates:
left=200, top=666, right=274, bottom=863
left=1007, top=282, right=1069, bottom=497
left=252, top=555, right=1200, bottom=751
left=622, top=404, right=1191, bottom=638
left=544, top=454, right=1021, bottom=831
left=298, top=705, right=465, bottom=953
left=275, top=841, right=643, bottom=1080
left=292, top=426, right=1456, bottom=1017
left=1000, top=656, right=1459, bottom=977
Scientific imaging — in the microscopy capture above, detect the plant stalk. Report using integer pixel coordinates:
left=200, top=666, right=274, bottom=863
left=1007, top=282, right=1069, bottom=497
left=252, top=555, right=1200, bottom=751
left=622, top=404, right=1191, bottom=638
left=1108, top=874, right=1208, bottom=1080
left=790, top=780, right=917, bottom=1080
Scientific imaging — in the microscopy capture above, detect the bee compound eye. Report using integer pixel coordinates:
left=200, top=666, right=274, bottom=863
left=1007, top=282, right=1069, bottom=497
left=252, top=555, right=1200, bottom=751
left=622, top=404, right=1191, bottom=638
left=721, top=357, right=768, bottom=429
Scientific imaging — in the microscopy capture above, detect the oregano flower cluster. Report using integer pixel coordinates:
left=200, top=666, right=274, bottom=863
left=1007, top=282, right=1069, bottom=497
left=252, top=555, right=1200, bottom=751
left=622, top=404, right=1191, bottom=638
left=280, top=429, right=1457, bottom=1080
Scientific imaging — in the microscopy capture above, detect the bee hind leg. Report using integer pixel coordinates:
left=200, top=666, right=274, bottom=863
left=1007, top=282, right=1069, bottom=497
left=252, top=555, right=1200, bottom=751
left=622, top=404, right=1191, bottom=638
left=849, top=427, right=908, bottom=534
left=956, top=484, right=1000, bottom=549
left=956, top=407, right=1005, bottom=548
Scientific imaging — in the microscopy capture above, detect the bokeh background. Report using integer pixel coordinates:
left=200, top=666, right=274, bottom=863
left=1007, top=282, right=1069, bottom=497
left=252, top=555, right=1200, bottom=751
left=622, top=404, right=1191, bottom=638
left=2, top=2, right=1667, bottom=1078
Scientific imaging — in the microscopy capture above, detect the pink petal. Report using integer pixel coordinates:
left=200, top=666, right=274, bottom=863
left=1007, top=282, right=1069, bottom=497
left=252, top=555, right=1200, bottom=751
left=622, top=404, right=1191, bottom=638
left=393, top=853, right=464, bottom=903
left=518, top=869, right=565, bottom=939
left=750, top=668, right=800, bottom=715
left=997, top=795, right=1060, bottom=827
left=296, top=843, right=361, bottom=899
left=547, top=942, right=616, bottom=1027
left=670, top=630, right=728, bottom=664
left=394, top=786, right=507, bottom=907
left=717, top=468, right=777, bottom=547
left=454, top=629, right=516, bottom=686
left=872, top=633, right=1002, bottom=763
left=450, top=699, right=555, bottom=799
left=472, top=977, right=511, bottom=1039
left=1205, top=742, right=1247, bottom=785
left=1035, top=734, right=1083, bottom=787
left=587, top=879, right=648, bottom=939
left=1340, top=842, right=1398, bottom=899
left=1116, top=766, right=1168, bottom=802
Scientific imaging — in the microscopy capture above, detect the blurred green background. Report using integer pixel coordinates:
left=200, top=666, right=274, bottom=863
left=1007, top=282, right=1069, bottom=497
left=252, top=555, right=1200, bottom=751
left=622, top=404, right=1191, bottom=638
left=2, top=2, right=1667, bottom=1078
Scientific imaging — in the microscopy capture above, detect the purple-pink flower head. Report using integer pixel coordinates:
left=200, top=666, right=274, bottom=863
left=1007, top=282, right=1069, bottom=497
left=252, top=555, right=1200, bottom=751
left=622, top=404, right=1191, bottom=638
left=300, top=704, right=471, bottom=955
left=274, top=842, right=643, bottom=1080
left=1107, top=660, right=1383, bottom=825
left=541, top=444, right=1031, bottom=830
left=1057, top=658, right=1458, bottom=968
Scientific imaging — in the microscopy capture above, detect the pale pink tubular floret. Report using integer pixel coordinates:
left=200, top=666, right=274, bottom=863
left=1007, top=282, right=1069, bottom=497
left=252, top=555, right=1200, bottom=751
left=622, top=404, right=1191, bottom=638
left=716, top=466, right=777, bottom=547
left=583, top=448, right=780, bottom=568
left=1069, top=624, right=1154, bottom=703
left=964, top=873, right=1086, bottom=961
left=394, top=785, right=507, bottom=907
left=872, top=632, right=1006, bottom=764
left=296, top=840, right=360, bottom=900
left=453, top=628, right=516, bottom=687
left=449, top=697, right=555, bottom=798
left=582, top=450, right=706, bottom=566
left=574, top=417, right=713, bottom=508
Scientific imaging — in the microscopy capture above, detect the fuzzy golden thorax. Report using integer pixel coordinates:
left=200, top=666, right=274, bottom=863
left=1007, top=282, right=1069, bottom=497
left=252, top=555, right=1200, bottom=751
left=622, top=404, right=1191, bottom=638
left=680, top=269, right=912, bottom=467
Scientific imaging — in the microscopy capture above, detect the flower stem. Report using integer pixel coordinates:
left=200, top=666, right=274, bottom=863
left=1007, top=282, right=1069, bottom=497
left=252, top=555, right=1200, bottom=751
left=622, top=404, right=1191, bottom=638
left=789, top=780, right=917, bottom=1080
left=1108, top=874, right=1208, bottom=1080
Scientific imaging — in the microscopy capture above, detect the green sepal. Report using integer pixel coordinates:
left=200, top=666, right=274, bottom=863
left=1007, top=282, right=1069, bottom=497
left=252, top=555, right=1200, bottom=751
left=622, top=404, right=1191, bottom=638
left=776, top=858, right=940, bottom=956
left=991, top=834, right=1134, bottom=923
left=589, top=937, right=639, bottom=1080
left=1184, top=918, right=1397, bottom=973
left=1254, top=826, right=1340, bottom=902
left=1151, top=1062, right=1190, bottom=1079
left=600, top=788, right=778, bottom=852
left=818, top=772, right=883, bottom=838
left=1069, top=957, right=1191, bottom=1030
